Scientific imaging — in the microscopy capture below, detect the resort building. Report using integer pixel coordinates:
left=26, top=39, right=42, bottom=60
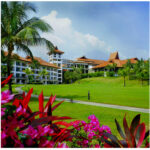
left=92, top=52, right=138, bottom=72
left=62, top=59, right=89, bottom=73
left=2, top=48, right=139, bottom=84
left=76, top=56, right=106, bottom=70
left=2, top=52, right=59, bottom=84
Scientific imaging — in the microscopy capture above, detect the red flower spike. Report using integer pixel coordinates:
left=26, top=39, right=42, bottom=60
left=44, top=95, right=53, bottom=112
left=22, top=92, right=25, bottom=99
left=51, top=95, right=56, bottom=105
left=39, top=91, right=44, bottom=118
left=1, top=74, right=13, bottom=88
left=13, top=99, right=22, bottom=107
left=135, top=123, right=146, bottom=147
left=123, top=115, right=135, bottom=147
left=55, top=120, right=82, bottom=143
left=52, top=100, right=64, bottom=111
left=23, top=88, right=33, bottom=109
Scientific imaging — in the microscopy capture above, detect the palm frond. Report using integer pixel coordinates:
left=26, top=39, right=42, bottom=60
left=16, top=43, right=33, bottom=59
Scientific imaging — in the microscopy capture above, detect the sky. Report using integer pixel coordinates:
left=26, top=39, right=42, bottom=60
left=23, top=1, right=149, bottom=61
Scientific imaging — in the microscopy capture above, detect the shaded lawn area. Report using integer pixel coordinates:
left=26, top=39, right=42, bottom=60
left=23, top=77, right=149, bottom=108
left=28, top=98, right=149, bottom=136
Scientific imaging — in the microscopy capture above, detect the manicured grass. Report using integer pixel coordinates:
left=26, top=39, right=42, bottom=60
left=23, top=77, right=149, bottom=108
left=28, top=98, right=149, bottom=136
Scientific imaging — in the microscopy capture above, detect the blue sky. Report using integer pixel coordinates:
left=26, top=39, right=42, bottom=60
left=27, top=2, right=149, bottom=61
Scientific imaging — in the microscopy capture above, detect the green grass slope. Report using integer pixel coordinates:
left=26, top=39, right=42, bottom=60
left=22, top=77, right=149, bottom=108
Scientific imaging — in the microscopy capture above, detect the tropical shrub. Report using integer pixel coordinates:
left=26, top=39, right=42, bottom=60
left=81, top=71, right=104, bottom=79
left=106, top=71, right=115, bottom=77
left=103, top=114, right=150, bottom=148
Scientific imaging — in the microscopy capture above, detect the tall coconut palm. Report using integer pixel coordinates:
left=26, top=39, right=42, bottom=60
left=1, top=2, right=54, bottom=93
left=124, top=60, right=133, bottom=79
left=39, top=69, right=49, bottom=84
left=23, top=68, right=33, bottom=84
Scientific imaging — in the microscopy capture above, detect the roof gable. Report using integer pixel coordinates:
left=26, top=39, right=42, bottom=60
left=109, top=52, right=119, bottom=61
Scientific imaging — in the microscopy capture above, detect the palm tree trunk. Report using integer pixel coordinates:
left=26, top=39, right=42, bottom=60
left=124, top=76, right=126, bottom=87
left=7, top=58, right=12, bottom=93
left=7, top=44, right=14, bottom=93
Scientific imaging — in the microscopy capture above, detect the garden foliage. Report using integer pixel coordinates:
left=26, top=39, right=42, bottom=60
left=1, top=75, right=150, bottom=147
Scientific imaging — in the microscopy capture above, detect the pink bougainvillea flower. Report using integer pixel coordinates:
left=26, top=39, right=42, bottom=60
left=88, top=131, right=95, bottom=139
left=21, top=125, right=38, bottom=139
left=57, top=142, right=69, bottom=148
left=1, top=90, right=14, bottom=104
left=95, top=144, right=101, bottom=148
left=88, top=114, right=97, bottom=120
left=39, top=137, right=55, bottom=148
left=37, top=125, right=54, bottom=137
left=99, top=125, right=111, bottom=134
left=1, top=107, right=6, bottom=116
left=83, top=140, right=89, bottom=145
left=1, top=131, right=7, bottom=147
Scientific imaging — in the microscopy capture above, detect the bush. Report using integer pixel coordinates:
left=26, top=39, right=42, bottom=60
left=81, top=72, right=104, bottom=79
left=106, top=71, right=115, bottom=77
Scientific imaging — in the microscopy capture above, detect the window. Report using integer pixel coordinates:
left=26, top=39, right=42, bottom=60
left=22, top=74, right=26, bottom=78
left=16, top=74, right=20, bottom=78
left=58, top=70, right=61, bottom=73
left=35, top=71, right=39, bottom=74
left=22, top=63, right=26, bottom=66
left=17, top=79, right=20, bottom=83
left=16, top=67, right=20, bottom=71
left=16, top=61, right=20, bottom=66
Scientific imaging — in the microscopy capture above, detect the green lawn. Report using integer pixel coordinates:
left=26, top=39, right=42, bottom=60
left=28, top=98, right=149, bottom=136
left=22, top=77, right=149, bottom=108
left=1, top=84, right=22, bottom=93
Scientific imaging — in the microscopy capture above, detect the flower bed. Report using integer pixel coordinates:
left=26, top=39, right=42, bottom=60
left=1, top=75, right=150, bottom=148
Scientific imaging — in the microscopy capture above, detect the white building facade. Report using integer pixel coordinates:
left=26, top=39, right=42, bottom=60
left=48, top=47, right=64, bottom=84
left=2, top=52, right=59, bottom=84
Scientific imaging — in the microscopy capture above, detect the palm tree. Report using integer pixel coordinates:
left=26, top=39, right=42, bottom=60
left=29, top=59, right=40, bottom=69
left=1, top=2, right=54, bottom=93
left=124, top=60, right=133, bottom=79
left=23, top=68, right=33, bottom=84
left=106, top=64, right=112, bottom=72
left=118, top=68, right=128, bottom=87
left=112, top=63, right=117, bottom=72
left=39, top=69, right=49, bottom=84
left=134, top=59, right=149, bottom=86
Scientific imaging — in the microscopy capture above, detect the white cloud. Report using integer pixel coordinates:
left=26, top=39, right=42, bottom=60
left=30, top=10, right=113, bottom=61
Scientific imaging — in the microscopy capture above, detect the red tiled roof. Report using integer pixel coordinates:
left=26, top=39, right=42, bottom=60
left=108, top=51, right=119, bottom=61
left=4, top=51, right=59, bottom=69
left=77, top=56, right=106, bottom=65
left=26, top=56, right=60, bottom=68
left=92, top=58, right=138, bottom=69
left=4, top=51, right=31, bottom=62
